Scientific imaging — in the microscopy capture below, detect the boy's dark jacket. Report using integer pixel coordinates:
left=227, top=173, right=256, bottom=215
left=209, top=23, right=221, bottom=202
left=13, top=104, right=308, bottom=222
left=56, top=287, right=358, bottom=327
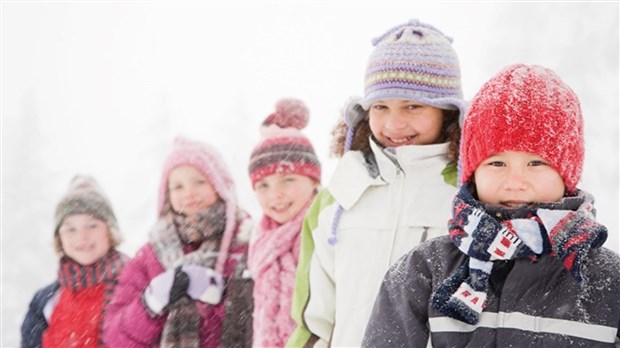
left=362, top=235, right=620, bottom=347
left=21, top=282, right=60, bottom=348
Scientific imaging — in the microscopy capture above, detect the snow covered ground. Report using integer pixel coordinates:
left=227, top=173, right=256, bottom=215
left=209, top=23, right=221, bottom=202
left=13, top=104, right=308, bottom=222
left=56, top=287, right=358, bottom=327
left=2, top=2, right=618, bottom=346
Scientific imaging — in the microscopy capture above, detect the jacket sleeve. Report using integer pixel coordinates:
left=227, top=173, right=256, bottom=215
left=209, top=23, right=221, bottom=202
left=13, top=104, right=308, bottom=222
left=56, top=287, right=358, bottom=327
left=21, top=282, right=59, bottom=348
left=287, top=189, right=337, bottom=347
left=102, top=245, right=166, bottom=347
left=362, top=246, right=432, bottom=348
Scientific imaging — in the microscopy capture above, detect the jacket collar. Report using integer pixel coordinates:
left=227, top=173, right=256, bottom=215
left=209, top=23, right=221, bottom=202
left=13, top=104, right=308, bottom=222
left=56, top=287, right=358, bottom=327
left=373, top=138, right=450, bottom=183
left=328, top=138, right=449, bottom=210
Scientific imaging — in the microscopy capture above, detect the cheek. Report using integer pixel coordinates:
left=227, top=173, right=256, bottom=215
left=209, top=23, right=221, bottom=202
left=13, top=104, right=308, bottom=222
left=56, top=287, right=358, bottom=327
left=255, top=191, right=271, bottom=209
left=368, top=115, right=381, bottom=134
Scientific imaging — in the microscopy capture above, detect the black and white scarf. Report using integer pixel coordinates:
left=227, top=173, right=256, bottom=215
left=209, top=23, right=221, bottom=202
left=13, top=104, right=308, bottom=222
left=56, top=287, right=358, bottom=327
left=431, top=184, right=607, bottom=325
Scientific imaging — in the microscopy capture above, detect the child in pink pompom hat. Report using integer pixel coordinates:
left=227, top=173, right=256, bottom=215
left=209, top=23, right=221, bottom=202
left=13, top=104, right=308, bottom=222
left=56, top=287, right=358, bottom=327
left=103, top=136, right=254, bottom=348
left=247, top=98, right=321, bottom=348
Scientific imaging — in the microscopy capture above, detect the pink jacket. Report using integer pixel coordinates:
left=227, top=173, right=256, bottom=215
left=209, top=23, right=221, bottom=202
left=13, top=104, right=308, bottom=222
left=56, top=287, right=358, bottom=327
left=102, top=219, right=253, bottom=348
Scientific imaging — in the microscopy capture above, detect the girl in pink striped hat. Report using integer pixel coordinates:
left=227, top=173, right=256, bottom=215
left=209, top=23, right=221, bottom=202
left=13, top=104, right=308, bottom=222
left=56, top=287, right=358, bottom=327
left=247, top=98, right=321, bottom=348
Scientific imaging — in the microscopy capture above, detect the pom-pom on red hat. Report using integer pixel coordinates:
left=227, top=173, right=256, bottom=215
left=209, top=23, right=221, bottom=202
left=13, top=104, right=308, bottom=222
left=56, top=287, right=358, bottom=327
left=248, top=98, right=321, bottom=187
left=460, top=64, right=584, bottom=193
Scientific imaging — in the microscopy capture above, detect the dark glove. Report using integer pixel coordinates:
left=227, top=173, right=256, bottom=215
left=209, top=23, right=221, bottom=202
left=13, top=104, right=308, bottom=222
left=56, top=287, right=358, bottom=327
left=168, top=266, right=190, bottom=305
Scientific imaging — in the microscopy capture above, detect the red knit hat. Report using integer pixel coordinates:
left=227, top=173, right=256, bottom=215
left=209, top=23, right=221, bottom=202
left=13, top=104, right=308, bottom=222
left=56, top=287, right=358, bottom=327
left=460, top=64, right=584, bottom=193
left=248, top=98, right=321, bottom=187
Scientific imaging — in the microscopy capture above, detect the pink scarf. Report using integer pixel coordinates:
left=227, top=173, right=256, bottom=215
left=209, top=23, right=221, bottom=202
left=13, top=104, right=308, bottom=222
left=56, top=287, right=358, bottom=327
left=248, top=201, right=311, bottom=348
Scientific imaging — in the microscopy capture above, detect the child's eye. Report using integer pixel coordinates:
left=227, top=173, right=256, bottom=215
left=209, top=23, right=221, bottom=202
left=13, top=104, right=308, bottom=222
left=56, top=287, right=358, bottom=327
left=61, top=227, right=75, bottom=234
left=405, top=104, right=422, bottom=110
left=372, top=104, right=387, bottom=110
left=488, top=161, right=505, bottom=167
left=284, top=176, right=296, bottom=183
left=88, top=223, right=99, bottom=229
left=529, top=160, right=547, bottom=167
left=255, top=182, right=268, bottom=190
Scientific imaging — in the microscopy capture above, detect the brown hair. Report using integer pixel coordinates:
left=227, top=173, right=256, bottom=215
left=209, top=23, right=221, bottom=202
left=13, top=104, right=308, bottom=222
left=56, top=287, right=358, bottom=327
left=330, top=109, right=461, bottom=162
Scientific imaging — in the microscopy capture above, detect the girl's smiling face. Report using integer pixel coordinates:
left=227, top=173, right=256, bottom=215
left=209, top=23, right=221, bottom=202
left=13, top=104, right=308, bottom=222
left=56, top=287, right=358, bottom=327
left=253, top=173, right=318, bottom=224
left=168, top=165, right=219, bottom=216
left=368, top=99, right=444, bottom=147
left=473, top=151, right=565, bottom=208
left=58, top=214, right=111, bottom=265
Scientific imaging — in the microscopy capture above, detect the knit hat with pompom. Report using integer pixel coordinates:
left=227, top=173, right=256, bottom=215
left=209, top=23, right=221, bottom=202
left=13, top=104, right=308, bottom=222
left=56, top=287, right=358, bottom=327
left=55, top=175, right=122, bottom=245
left=460, top=64, right=584, bottom=193
left=248, top=98, right=321, bottom=187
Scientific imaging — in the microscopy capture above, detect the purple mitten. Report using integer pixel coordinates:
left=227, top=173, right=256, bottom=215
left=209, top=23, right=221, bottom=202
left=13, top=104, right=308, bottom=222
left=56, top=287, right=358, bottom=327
left=143, top=268, right=176, bottom=315
left=182, top=264, right=225, bottom=305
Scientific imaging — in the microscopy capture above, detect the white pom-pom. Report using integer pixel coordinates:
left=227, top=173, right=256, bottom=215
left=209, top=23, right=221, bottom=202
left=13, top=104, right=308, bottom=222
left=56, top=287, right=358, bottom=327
left=262, top=98, right=309, bottom=130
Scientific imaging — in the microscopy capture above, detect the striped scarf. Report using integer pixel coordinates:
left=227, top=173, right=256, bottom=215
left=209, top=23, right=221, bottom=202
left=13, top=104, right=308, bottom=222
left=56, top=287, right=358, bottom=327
left=57, top=249, right=126, bottom=346
left=431, top=184, right=607, bottom=325
left=150, top=200, right=227, bottom=348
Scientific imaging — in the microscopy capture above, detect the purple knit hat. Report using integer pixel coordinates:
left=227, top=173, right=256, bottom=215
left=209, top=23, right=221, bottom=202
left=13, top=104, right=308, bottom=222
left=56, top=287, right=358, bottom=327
left=357, top=19, right=467, bottom=123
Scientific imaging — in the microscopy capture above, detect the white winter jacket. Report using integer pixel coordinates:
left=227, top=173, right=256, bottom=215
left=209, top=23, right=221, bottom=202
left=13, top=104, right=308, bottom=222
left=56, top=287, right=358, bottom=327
left=287, top=139, right=457, bottom=348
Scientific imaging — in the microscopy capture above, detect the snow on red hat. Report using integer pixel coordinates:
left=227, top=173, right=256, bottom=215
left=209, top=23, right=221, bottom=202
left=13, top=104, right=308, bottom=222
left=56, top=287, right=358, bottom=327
left=248, top=98, right=321, bottom=187
left=460, top=64, right=584, bottom=193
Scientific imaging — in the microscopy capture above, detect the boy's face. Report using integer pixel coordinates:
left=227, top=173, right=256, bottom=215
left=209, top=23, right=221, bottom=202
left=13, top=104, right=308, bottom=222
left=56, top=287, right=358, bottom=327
left=168, top=165, right=219, bottom=216
left=368, top=99, right=443, bottom=147
left=473, top=151, right=565, bottom=208
left=253, top=173, right=318, bottom=224
left=58, top=214, right=111, bottom=265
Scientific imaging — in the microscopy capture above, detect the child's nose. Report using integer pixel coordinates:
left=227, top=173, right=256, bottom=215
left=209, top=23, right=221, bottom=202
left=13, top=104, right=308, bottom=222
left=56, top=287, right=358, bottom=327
left=269, top=187, right=284, bottom=200
left=385, top=111, right=407, bottom=130
left=503, top=169, right=528, bottom=191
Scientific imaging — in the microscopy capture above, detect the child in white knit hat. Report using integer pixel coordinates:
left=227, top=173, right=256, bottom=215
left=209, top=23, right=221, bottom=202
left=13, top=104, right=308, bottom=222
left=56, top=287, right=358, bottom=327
left=287, top=19, right=467, bottom=347
left=21, top=175, right=127, bottom=348
left=363, top=64, right=620, bottom=347
left=247, top=98, right=321, bottom=348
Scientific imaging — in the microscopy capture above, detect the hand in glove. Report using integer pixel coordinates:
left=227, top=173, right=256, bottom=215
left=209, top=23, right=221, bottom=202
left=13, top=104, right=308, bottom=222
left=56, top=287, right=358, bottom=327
left=181, top=264, right=225, bottom=305
left=143, top=266, right=190, bottom=315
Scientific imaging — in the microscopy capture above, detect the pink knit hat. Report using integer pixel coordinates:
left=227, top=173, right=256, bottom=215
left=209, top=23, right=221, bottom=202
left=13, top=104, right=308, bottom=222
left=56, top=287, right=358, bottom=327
left=460, top=64, right=584, bottom=193
left=158, top=136, right=237, bottom=217
left=248, top=98, right=321, bottom=187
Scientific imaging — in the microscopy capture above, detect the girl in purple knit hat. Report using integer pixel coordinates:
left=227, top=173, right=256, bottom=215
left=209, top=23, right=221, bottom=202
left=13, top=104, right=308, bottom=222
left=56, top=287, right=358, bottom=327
left=287, top=19, right=468, bottom=347
left=247, top=98, right=321, bottom=348
left=103, top=136, right=254, bottom=348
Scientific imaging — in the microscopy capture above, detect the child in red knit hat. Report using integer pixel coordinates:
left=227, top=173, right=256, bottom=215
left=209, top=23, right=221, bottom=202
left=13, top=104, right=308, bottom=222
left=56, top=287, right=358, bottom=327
left=103, top=136, right=254, bottom=348
left=363, top=64, right=620, bottom=347
left=247, top=98, right=321, bottom=348
left=21, top=175, right=127, bottom=348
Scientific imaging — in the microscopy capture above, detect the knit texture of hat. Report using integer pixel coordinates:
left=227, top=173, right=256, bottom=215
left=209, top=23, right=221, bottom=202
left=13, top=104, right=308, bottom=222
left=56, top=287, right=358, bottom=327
left=158, top=136, right=237, bottom=217
left=460, top=64, right=584, bottom=193
left=55, top=175, right=121, bottom=242
left=248, top=98, right=321, bottom=187
left=361, top=19, right=467, bottom=122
